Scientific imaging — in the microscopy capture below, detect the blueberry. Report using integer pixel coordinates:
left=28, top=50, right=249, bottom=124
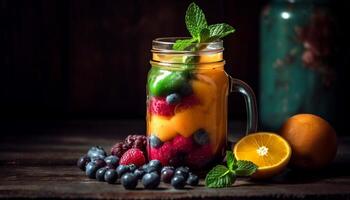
left=144, top=166, right=158, bottom=174
left=92, top=158, right=107, bottom=169
left=87, top=146, right=107, bottom=160
left=140, top=164, right=148, bottom=171
left=166, top=93, right=181, bottom=105
left=85, top=162, right=99, bottom=179
left=148, top=160, right=162, bottom=172
left=186, top=174, right=199, bottom=186
left=104, top=155, right=119, bottom=168
left=175, top=167, right=190, bottom=180
left=121, top=173, right=138, bottom=189
left=179, top=82, right=193, bottom=96
left=161, top=166, right=175, bottom=174
left=134, top=168, right=145, bottom=179
left=116, top=165, right=130, bottom=177
left=171, top=175, right=186, bottom=189
left=161, top=168, right=174, bottom=183
left=193, top=129, right=209, bottom=145
left=96, top=167, right=108, bottom=181
left=142, top=173, right=160, bottom=189
left=77, top=155, right=90, bottom=171
left=149, top=135, right=163, bottom=148
left=128, top=164, right=137, bottom=172
left=104, top=169, right=118, bottom=184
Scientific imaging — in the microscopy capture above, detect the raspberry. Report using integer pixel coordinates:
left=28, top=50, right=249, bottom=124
left=120, top=148, right=146, bottom=167
left=149, top=97, right=176, bottom=116
left=176, top=95, right=200, bottom=111
left=186, top=144, right=213, bottom=169
left=172, top=135, right=194, bottom=153
left=149, top=142, right=174, bottom=166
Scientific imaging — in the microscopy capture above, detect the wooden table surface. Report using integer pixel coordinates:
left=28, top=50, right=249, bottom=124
left=1, top=120, right=350, bottom=200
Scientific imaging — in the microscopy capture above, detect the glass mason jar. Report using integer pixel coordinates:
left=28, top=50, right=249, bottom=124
left=146, top=38, right=258, bottom=171
left=260, top=0, right=337, bottom=130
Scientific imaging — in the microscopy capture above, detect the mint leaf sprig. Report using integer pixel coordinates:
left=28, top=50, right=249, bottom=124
left=205, top=151, right=257, bottom=188
left=173, top=2, right=235, bottom=51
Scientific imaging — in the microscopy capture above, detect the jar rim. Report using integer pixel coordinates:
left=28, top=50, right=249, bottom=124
left=152, top=37, right=224, bottom=54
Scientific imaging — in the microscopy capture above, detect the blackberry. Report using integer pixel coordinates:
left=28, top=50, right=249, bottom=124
left=110, top=141, right=129, bottom=158
left=125, top=135, right=147, bottom=152
left=110, top=135, right=147, bottom=157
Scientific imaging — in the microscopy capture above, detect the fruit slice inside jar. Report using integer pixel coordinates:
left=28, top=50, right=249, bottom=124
left=233, top=132, right=292, bottom=179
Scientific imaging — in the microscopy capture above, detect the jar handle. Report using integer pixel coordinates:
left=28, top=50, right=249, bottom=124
left=227, top=73, right=258, bottom=135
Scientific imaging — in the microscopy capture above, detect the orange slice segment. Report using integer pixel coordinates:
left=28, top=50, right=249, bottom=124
left=233, top=132, right=291, bottom=179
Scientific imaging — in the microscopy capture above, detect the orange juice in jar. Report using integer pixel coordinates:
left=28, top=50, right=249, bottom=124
left=146, top=38, right=257, bottom=171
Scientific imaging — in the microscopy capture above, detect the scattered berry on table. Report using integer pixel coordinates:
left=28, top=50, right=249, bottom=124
left=85, top=162, right=99, bottom=179
left=110, top=141, right=129, bottom=158
left=186, top=174, right=199, bottom=186
left=110, top=135, right=147, bottom=158
left=128, top=164, right=137, bottom=172
left=150, top=135, right=163, bottom=148
left=116, top=165, right=130, bottom=177
left=120, top=148, right=146, bottom=167
left=104, top=169, right=118, bottom=184
left=171, top=175, right=186, bottom=189
left=193, top=129, right=209, bottom=145
left=125, top=135, right=147, bottom=153
left=134, top=168, right=145, bottom=179
left=93, top=158, right=107, bottom=169
left=142, top=172, right=160, bottom=189
left=174, top=167, right=190, bottom=180
left=77, top=155, right=90, bottom=171
left=87, top=146, right=107, bottom=160
left=161, top=166, right=175, bottom=174
left=172, top=135, right=194, bottom=153
left=166, top=93, right=182, bottom=105
left=144, top=166, right=158, bottom=174
left=104, top=155, right=119, bottom=168
left=148, top=160, right=162, bottom=172
left=121, top=173, right=138, bottom=189
left=161, top=168, right=175, bottom=183
left=95, top=167, right=108, bottom=181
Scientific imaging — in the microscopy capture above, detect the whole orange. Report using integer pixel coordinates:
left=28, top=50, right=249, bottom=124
left=280, top=114, right=337, bottom=170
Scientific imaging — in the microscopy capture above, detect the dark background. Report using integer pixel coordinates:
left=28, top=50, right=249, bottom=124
left=1, top=0, right=349, bottom=133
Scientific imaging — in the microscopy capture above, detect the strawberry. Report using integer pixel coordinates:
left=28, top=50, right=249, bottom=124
left=149, top=97, right=176, bottom=116
left=186, top=144, right=213, bottom=169
left=172, top=135, right=194, bottom=153
left=119, top=148, right=146, bottom=167
left=149, top=142, right=174, bottom=166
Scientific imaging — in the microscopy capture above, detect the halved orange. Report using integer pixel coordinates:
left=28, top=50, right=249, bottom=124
left=233, top=132, right=291, bottom=179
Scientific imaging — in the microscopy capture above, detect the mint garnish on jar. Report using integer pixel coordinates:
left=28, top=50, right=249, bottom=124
left=173, top=2, right=235, bottom=51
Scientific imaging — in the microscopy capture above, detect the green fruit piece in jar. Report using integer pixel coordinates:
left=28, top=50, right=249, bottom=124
left=148, top=67, right=190, bottom=97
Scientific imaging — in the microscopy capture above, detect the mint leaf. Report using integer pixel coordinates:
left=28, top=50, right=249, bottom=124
left=235, top=160, right=258, bottom=176
left=205, top=165, right=235, bottom=188
left=226, top=151, right=237, bottom=171
left=173, top=38, right=197, bottom=51
left=185, top=2, right=207, bottom=39
left=199, top=28, right=210, bottom=42
left=208, top=23, right=235, bottom=41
